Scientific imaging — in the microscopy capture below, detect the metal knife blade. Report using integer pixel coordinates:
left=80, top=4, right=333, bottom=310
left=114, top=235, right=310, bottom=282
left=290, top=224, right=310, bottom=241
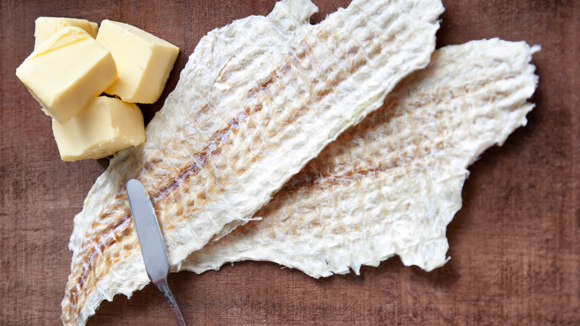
left=126, top=179, right=186, bottom=326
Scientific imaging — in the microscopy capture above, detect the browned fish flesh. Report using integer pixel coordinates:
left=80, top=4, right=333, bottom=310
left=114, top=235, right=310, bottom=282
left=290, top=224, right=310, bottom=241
left=60, top=0, right=444, bottom=324
left=182, top=39, right=539, bottom=277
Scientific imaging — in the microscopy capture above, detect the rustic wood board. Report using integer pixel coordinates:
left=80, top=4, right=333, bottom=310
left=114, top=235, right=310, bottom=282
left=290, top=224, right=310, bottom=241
left=1, top=0, right=579, bottom=325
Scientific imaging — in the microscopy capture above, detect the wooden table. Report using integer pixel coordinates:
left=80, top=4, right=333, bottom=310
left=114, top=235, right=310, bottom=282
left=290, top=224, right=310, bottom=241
left=1, top=0, right=579, bottom=325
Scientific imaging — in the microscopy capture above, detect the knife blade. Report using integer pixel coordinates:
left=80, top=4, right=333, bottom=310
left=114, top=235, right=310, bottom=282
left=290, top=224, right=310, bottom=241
left=126, top=179, right=187, bottom=326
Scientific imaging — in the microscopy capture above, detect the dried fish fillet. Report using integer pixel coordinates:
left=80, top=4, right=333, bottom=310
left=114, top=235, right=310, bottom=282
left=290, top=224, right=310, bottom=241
left=182, top=39, right=539, bottom=278
left=61, top=0, right=444, bottom=324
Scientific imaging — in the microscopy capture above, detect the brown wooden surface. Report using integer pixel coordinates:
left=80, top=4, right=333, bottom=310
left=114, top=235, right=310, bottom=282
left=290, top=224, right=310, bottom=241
left=1, top=0, right=579, bottom=325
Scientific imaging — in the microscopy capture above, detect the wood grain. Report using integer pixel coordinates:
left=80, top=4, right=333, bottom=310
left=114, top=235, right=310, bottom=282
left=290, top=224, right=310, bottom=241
left=1, top=0, right=579, bottom=325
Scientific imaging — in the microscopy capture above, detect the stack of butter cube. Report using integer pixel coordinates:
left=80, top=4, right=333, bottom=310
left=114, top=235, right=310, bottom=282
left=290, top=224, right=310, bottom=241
left=16, top=17, right=179, bottom=161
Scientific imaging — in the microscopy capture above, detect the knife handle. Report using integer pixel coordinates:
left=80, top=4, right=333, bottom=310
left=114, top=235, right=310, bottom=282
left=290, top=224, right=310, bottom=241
left=155, top=278, right=187, bottom=326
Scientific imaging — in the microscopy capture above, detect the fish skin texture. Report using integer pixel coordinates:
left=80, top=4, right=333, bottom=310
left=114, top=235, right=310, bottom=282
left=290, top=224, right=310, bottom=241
left=60, top=0, right=444, bottom=325
left=182, top=39, right=539, bottom=278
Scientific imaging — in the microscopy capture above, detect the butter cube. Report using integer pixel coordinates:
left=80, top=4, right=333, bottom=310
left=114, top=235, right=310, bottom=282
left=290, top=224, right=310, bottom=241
left=16, top=26, right=118, bottom=124
left=34, top=17, right=98, bottom=49
left=96, top=20, right=179, bottom=104
left=52, top=96, right=146, bottom=161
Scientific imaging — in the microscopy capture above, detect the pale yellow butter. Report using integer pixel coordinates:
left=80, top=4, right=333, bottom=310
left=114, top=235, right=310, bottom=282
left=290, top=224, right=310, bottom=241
left=52, top=96, right=145, bottom=161
left=16, top=26, right=117, bottom=124
left=34, top=17, right=98, bottom=49
left=96, top=20, right=179, bottom=104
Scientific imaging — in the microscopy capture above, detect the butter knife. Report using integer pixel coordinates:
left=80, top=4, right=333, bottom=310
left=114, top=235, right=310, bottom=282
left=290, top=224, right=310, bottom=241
left=126, top=179, right=187, bottom=326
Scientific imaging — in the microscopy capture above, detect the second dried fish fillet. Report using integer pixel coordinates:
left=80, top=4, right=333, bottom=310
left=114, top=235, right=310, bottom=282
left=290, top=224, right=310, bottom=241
left=61, top=0, right=444, bottom=325
left=182, top=39, right=539, bottom=278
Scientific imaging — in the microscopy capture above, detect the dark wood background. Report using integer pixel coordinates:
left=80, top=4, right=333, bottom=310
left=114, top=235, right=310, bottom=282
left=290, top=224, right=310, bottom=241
left=1, top=0, right=579, bottom=325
